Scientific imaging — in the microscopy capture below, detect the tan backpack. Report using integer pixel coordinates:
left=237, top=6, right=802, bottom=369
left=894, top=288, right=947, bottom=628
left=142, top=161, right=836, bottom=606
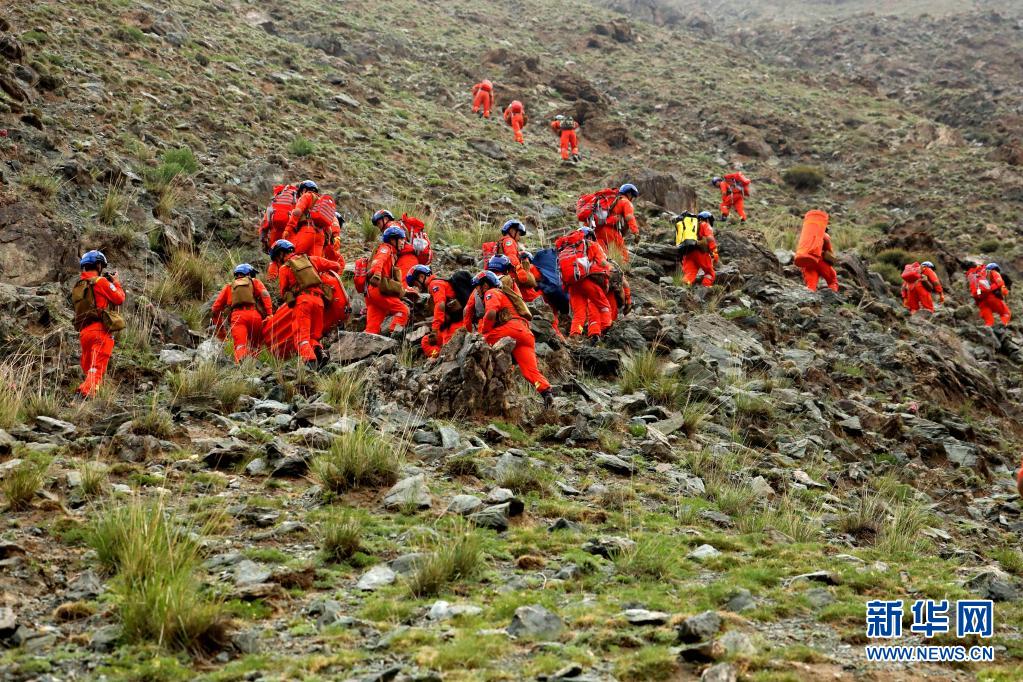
left=72, top=277, right=125, bottom=333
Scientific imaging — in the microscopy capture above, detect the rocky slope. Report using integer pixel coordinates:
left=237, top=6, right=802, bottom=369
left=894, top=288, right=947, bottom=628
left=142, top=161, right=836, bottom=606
left=1, top=0, right=1023, bottom=680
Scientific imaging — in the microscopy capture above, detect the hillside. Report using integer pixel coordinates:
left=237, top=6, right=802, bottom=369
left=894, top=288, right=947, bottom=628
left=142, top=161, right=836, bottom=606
left=1, top=0, right=1023, bottom=681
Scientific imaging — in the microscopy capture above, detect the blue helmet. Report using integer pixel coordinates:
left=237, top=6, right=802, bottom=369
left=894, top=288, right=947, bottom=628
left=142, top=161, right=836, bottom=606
left=618, top=183, right=639, bottom=198
left=297, top=180, right=318, bottom=194
left=381, top=226, right=407, bottom=243
left=501, top=218, right=526, bottom=236
left=335, top=211, right=345, bottom=225
left=921, top=261, right=934, bottom=269
left=405, top=264, right=432, bottom=286
left=698, top=210, right=713, bottom=220
left=519, top=250, right=534, bottom=261
left=372, top=209, right=394, bottom=225
left=487, top=254, right=512, bottom=273
left=270, top=239, right=295, bottom=259
left=472, top=271, right=501, bottom=289
left=80, top=250, right=108, bottom=270
left=233, top=263, right=257, bottom=277
left=986, top=263, right=1000, bottom=272
left=578, top=227, right=595, bottom=240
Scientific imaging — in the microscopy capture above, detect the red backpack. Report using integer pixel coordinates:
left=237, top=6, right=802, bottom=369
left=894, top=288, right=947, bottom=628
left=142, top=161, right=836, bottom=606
left=555, top=231, right=590, bottom=284
left=482, top=241, right=499, bottom=267
left=901, top=263, right=922, bottom=284
left=967, top=268, right=992, bottom=300
left=576, top=188, right=619, bottom=228
left=266, top=185, right=297, bottom=231
left=309, top=195, right=336, bottom=231
left=353, top=257, right=369, bottom=294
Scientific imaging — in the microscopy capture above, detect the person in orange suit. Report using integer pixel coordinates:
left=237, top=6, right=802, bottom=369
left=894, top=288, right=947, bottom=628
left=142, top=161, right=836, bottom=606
left=474, top=271, right=554, bottom=408
left=494, top=219, right=535, bottom=289
left=73, top=250, right=126, bottom=397
left=472, top=79, right=494, bottom=118
left=967, top=262, right=1011, bottom=327
left=282, top=179, right=325, bottom=257
left=801, top=225, right=839, bottom=292
left=271, top=239, right=339, bottom=367
left=324, top=211, right=345, bottom=264
left=901, top=261, right=944, bottom=314
left=1017, top=459, right=1023, bottom=500
left=503, top=100, right=527, bottom=144
left=211, top=264, right=273, bottom=362
left=261, top=184, right=297, bottom=253
left=372, top=209, right=432, bottom=282
left=597, top=183, right=640, bottom=263
left=568, top=228, right=613, bottom=341
left=365, top=226, right=411, bottom=336
left=551, top=115, right=580, bottom=162
left=712, top=173, right=751, bottom=222
left=320, top=269, right=350, bottom=335
left=406, top=265, right=466, bottom=358
left=681, top=211, right=720, bottom=287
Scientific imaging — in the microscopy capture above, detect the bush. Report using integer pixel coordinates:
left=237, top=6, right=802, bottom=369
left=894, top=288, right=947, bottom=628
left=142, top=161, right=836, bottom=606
left=2, top=458, right=48, bottom=511
left=99, top=180, right=129, bottom=225
left=406, top=530, right=484, bottom=597
left=782, top=165, right=825, bottom=190
left=311, top=426, right=402, bottom=493
left=151, top=249, right=218, bottom=304
left=161, top=148, right=199, bottom=175
left=616, top=536, right=676, bottom=580
left=88, top=500, right=229, bottom=653
left=132, top=401, right=175, bottom=438
left=22, top=173, right=60, bottom=198
left=319, top=511, right=363, bottom=563
left=288, top=137, right=315, bottom=157
left=317, top=372, right=364, bottom=413
left=620, top=349, right=681, bottom=406
left=168, top=363, right=248, bottom=412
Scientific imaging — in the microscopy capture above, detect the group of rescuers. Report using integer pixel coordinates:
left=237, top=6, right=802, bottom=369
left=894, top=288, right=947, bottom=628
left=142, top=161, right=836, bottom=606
left=73, top=176, right=1011, bottom=404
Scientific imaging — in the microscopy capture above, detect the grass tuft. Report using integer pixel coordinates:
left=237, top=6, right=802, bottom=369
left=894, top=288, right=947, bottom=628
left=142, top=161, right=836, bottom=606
left=406, top=529, right=484, bottom=597
left=88, top=499, right=229, bottom=653
left=318, top=511, right=363, bottom=563
left=317, top=372, right=364, bottom=413
left=782, top=165, right=825, bottom=190
left=3, top=458, right=48, bottom=511
left=311, top=426, right=402, bottom=493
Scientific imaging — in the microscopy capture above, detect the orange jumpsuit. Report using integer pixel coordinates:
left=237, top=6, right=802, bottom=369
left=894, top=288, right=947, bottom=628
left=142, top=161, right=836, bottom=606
left=211, top=278, right=273, bottom=362
left=283, top=192, right=331, bottom=258
left=801, top=233, right=839, bottom=292
left=321, top=270, right=350, bottom=334
left=902, top=266, right=943, bottom=313
left=479, top=288, right=551, bottom=393
left=421, top=277, right=466, bottom=358
left=969, top=267, right=1011, bottom=326
left=278, top=255, right=339, bottom=361
left=720, top=174, right=750, bottom=221
left=472, top=80, right=493, bottom=118
left=77, top=272, right=126, bottom=397
left=365, top=243, right=410, bottom=335
left=568, top=241, right=612, bottom=338
left=503, top=100, right=526, bottom=144
left=597, top=196, right=639, bottom=264
left=681, top=220, right=719, bottom=287
left=551, top=120, right=579, bottom=160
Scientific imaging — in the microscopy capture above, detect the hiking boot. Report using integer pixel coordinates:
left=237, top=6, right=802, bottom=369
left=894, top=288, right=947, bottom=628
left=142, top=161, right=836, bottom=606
left=304, top=360, right=319, bottom=372
left=540, top=388, right=554, bottom=410
left=571, top=153, right=580, bottom=163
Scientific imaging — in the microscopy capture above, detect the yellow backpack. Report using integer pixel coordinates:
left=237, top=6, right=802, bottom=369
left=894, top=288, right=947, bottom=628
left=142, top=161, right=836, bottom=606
left=675, top=213, right=700, bottom=253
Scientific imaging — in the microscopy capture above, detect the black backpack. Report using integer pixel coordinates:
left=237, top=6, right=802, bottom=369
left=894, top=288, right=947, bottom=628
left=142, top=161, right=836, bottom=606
left=448, top=270, right=474, bottom=308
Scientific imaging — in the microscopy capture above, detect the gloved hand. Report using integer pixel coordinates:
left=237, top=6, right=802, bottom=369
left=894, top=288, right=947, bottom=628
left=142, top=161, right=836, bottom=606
left=427, top=332, right=438, bottom=346
left=940, top=293, right=946, bottom=304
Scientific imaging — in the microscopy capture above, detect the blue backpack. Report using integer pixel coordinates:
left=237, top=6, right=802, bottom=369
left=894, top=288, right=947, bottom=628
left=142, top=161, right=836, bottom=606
left=531, top=248, right=571, bottom=315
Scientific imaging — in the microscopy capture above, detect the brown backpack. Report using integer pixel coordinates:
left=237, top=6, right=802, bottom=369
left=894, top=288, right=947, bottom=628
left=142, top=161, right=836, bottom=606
left=284, top=255, right=330, bottom=304
left=231, top=277, right=267, bottom=316
left=72, top=277, right=125, bottom=333
left=500, top=276, right=532, bottom=321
